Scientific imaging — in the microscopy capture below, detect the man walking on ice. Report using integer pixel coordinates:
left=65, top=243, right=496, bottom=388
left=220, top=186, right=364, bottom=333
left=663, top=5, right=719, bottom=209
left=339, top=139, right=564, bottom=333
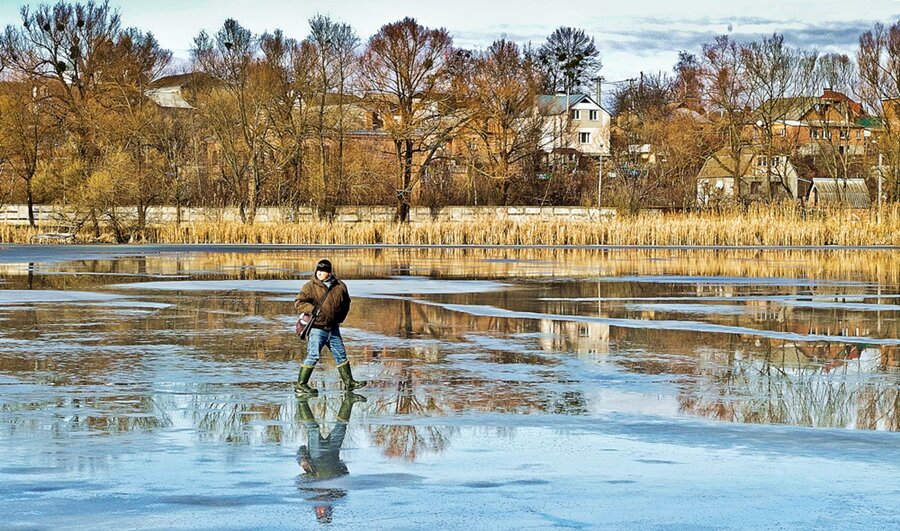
left=294, top=259, right=367, bottom=396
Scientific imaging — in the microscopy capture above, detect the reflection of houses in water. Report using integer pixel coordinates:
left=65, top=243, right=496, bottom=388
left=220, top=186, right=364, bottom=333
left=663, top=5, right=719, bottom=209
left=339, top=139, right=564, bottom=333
left=749, top=342, right=882, bottom=373
left=746, top=299, right=789, bottom=323
left=783, top=317, right=872, bottom=340
left=679, top=343, right=900, bottom=431
left=539, top=320, right=610, bottom=362
left=695, top=284, right=736, bottom=298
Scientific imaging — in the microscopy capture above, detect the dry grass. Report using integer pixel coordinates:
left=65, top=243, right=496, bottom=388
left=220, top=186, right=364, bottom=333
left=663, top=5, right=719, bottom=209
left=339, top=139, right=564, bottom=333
left=2, top=204, right=900, bottom=247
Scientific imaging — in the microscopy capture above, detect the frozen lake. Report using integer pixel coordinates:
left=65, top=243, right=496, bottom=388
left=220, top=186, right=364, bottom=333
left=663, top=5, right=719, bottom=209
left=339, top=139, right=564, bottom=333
left=1, top=245, right=899, bottom=529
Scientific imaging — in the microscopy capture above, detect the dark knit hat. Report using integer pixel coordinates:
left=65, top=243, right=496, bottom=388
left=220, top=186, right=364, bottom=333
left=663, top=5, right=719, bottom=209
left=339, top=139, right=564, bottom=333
left=315, top=259, right=332, bottom=273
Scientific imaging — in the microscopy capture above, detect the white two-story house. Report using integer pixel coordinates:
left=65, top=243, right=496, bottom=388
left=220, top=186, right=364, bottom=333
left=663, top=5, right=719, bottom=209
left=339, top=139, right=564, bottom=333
left=538, top=93, right=611, bottom=158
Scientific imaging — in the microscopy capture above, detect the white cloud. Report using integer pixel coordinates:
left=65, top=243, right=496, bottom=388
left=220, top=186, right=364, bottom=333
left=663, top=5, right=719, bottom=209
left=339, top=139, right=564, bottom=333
left=2, top=0, right=899, bottom=81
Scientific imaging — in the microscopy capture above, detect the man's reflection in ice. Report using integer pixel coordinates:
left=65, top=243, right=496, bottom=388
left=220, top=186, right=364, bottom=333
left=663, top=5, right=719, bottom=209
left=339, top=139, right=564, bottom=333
left=296, top=393, right=365, bottom=524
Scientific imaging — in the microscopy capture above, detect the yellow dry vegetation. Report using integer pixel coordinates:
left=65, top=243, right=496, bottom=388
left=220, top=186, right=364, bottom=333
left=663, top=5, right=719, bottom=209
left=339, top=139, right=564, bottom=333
left=3, top=205, right=900, bottom=246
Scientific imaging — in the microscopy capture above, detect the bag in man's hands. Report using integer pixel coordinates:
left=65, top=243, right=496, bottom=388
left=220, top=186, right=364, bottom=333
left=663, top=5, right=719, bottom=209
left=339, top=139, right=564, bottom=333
left=295, top=313, right=311, bottom=337
left=295, top=282, right=335, bottom=340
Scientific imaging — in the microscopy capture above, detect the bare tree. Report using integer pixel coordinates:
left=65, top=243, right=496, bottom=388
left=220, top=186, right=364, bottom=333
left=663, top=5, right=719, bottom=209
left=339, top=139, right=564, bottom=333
left=330, top=21, right=359, bottom=201
left=0, top=76, right=61, bottom=225
left=192, top=19, right=271, bottom=223
left=463, top=39, right=544, bottom=204
left=742, top=33, right=817, bottom=199
left=307, top=15, right=359, bottom=213
left=358, top=17, right=470, bottom=221
left=808, top=53, right=863, bottom=202
left=858, top=22, right=900, bottom=202
left=1, top=1, right=170, bottom=233
left=702, top=35, right=751, bottom=202
left=610, top=71, right=673, bottom=117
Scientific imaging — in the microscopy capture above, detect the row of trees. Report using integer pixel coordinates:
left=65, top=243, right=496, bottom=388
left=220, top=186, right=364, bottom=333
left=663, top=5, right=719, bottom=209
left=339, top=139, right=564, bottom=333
left=0, top=2, right=606, bottom=232
left=2, top=1, right=900, bottom=236
left=608, top=32, right=900, bottom=211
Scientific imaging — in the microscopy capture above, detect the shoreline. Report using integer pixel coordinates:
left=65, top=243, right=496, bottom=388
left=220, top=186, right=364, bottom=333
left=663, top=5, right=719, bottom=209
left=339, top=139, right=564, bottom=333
left=3, top=212, right=900, bottom=247
left=2, top=242, right=900, bottom=250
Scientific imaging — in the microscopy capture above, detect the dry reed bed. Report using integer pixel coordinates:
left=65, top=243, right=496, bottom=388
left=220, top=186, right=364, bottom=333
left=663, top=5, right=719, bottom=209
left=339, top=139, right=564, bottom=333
left=2, top=206, right=900, bottom=247
left=3, top=243, right=900, bottom=285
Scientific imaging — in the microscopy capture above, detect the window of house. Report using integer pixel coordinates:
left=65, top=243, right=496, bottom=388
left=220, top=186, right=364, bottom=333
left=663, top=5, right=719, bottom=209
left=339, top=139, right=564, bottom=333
left=579, top=132, right=591, bottom=144
left=825, top=130, right=832, bottom=140
left=839, top=130, right=848, bottom=139
left=750, top=181, right=762, bottom=195
left=810, top=128, right=819, bottom=139
left=757, top=156, right=767, bottom=167
left=589, top=110, right=598, bottom=120
left=771, top=156, right=780, bottom=166
left=571, top=110, right=580, bottom=120
left=779, top=128, right=786, bottom=137
left=856, top=130, right=862, bottom=140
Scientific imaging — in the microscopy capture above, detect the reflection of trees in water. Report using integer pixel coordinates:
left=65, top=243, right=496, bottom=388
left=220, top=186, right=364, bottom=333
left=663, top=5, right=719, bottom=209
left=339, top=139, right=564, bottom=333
left=369, top=364, right=452, bottom=460
left=0, top=387, right=354, bottom=445
left=678, top=345, right=900, bottom=430
left=185, top=392, right=305, bottom=444
left=7, top=249, right=900, bottom=289
left=0, top=394, right=172, bottom=436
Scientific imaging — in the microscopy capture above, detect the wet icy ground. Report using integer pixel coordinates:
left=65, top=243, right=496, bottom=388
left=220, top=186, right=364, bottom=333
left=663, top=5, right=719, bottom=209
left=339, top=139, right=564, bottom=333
left=1, top=245, right=899, bottom=529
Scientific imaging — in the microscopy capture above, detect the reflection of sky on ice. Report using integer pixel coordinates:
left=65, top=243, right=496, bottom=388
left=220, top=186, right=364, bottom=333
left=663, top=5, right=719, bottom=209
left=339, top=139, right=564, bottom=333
left=1, top=247, right=899, bottom=528
left=115, top=277, right=511, bottom=297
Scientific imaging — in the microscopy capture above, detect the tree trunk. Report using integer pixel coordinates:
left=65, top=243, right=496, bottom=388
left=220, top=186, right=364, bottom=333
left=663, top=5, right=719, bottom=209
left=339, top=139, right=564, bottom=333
left=247, top=167, right=258, bottom=225
left=90, top=209, right=100, bottom=239
left=138, top=201, right=147, bottom=234
left=26, top=177, right=35, bottom=227
left=175, top=184, right=183, bottom=226
left=396, top=140, right=414, bottom=223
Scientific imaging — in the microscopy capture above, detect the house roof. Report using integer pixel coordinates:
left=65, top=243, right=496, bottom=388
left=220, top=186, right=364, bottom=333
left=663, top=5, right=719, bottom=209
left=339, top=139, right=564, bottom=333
left=697, top=148, right=741, bottom=179
left=809, top=178, right=871, bottom=208
left=322, top=92, right=363, bottom=106
left=668, top=105, right=712, bottom=124
left=752, top=97, right=817, bottom=122
left=856, top=116, right=883, bottom=129
left=697, top=147, right=792, bottom=180
left=752, top=90, right=871, bottom=126
left=537, top=93, right=609, bottom=116
left=148, top=72, right=211, bottom=89
left=822, top=89, right=863, bottom=115
left=537, top=93, right=587, bottom=115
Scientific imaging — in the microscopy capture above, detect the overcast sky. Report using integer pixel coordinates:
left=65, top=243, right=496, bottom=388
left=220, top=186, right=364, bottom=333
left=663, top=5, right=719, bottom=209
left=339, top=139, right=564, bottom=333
left=2, top=0, right=899, bottom=89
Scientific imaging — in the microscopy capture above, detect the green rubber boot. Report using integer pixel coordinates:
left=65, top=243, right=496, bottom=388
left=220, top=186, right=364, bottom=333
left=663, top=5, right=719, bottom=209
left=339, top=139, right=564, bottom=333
left=296, top=395, right=315, bottom=421
left=337, top=393, right=366, bottom=421
left=294, top=365, right=319, bottom=397
left=336, top=362, right=367, bottom=391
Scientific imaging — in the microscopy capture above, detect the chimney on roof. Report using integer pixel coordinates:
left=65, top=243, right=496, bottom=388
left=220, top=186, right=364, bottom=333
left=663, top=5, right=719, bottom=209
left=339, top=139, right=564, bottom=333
left=595, top=77, right=602, bottom=107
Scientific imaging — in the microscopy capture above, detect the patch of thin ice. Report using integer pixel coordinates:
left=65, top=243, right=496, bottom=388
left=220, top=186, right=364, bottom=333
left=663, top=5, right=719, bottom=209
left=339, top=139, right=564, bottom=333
left=0, top=290, right=126, bottom=305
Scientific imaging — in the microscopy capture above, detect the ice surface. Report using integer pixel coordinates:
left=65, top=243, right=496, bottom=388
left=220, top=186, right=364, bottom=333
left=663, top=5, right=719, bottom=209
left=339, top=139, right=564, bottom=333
left=1, top=246, right=898, bottom=529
